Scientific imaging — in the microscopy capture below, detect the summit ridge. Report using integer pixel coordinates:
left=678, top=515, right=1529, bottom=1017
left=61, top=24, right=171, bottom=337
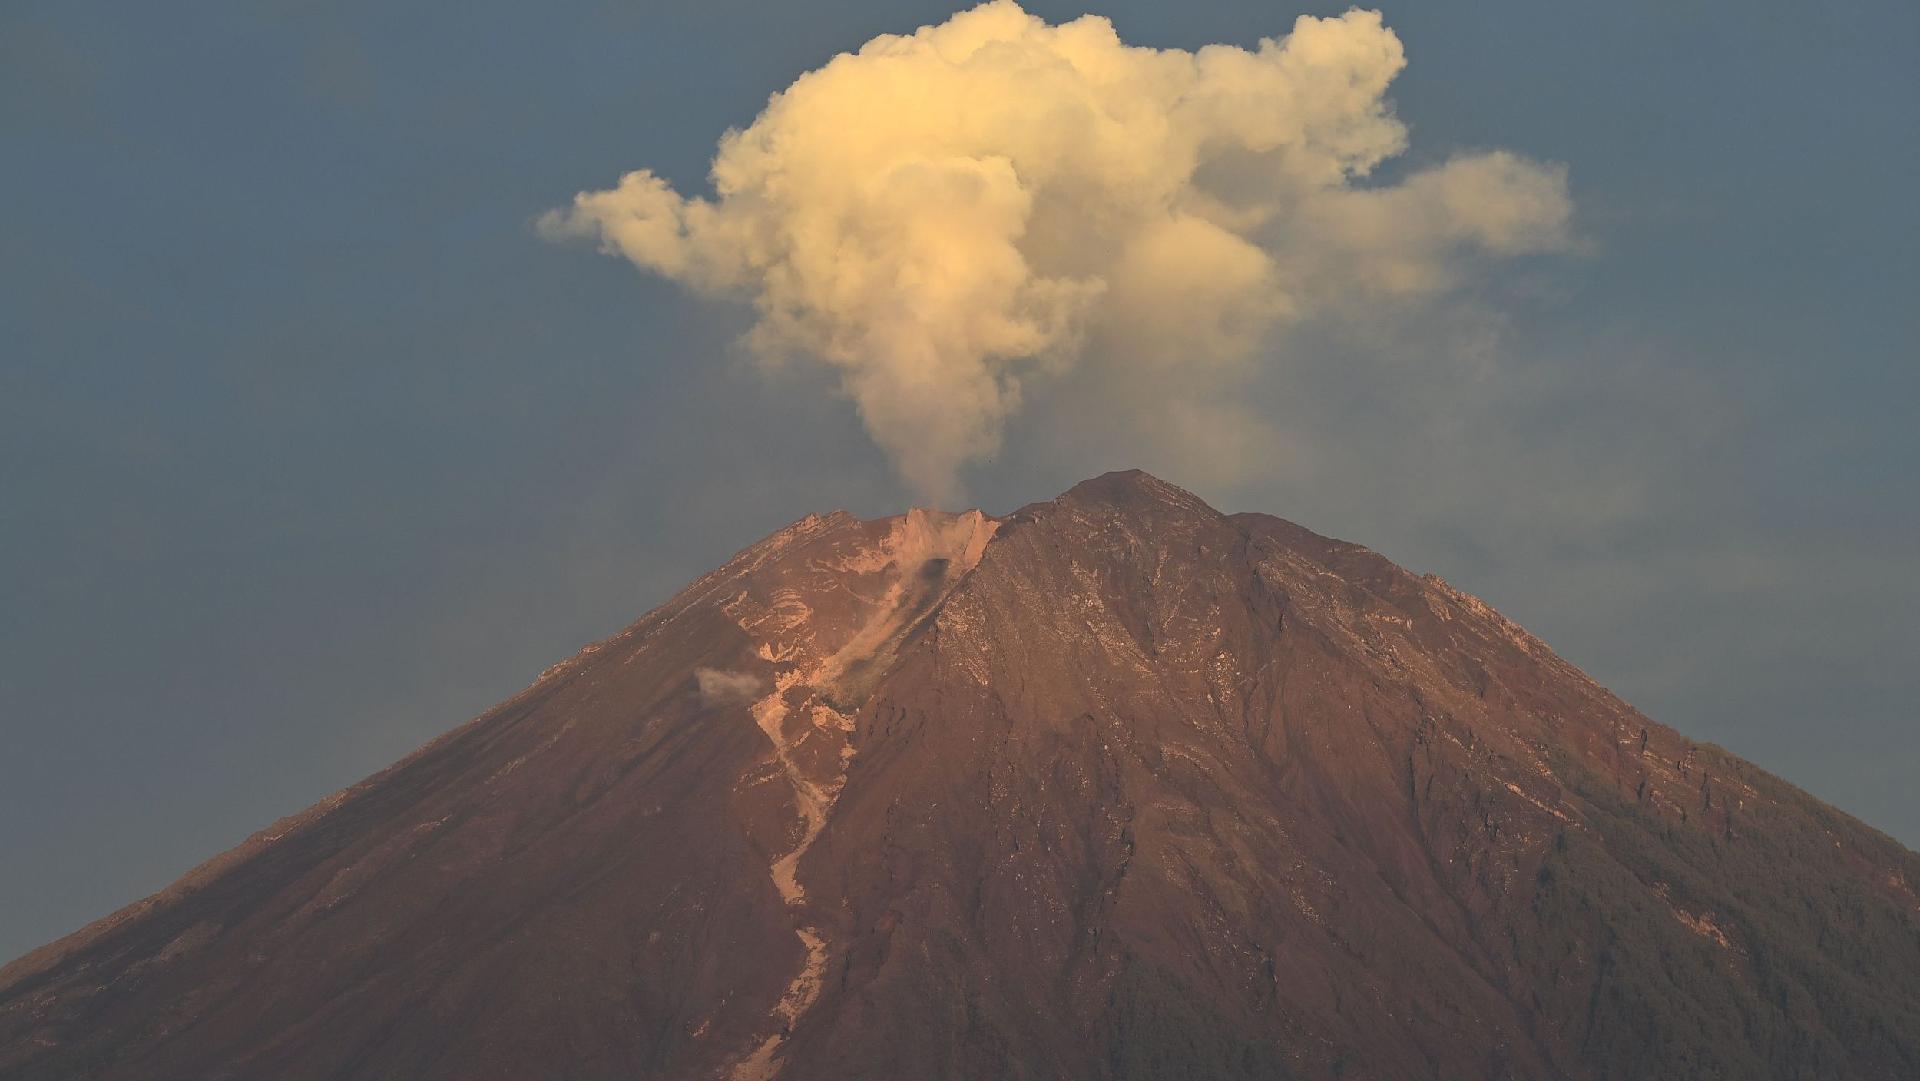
left=3, top=473, right=1917, bottom=1081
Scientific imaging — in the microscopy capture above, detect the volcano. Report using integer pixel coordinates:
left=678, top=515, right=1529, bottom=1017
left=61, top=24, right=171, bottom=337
left=4, top=471, right=1917, bottom=1080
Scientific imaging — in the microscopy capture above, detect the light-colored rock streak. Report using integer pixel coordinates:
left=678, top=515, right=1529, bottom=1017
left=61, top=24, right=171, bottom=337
left=731, top=681, right=844, bottom=1081
left=728, top=508, right=998, bottom=1081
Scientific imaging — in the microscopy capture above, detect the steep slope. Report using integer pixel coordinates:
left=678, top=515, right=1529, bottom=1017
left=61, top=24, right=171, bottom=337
left=3, top=472, right=1916, bottom=1081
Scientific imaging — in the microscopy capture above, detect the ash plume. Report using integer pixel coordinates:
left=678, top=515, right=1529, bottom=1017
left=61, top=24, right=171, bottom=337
left=542, top=2, right=1571, bottom=501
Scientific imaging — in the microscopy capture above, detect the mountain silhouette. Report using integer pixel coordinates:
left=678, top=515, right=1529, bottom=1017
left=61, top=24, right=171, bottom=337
left=4, top=471, right=1916, bottom=1080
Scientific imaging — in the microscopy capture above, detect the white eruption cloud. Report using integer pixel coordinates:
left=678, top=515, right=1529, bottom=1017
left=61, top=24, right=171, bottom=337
left=543, top=3, right=1571, bottom=500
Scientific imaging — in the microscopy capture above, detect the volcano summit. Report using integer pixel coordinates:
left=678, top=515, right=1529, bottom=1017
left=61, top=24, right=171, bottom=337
left=3, top=471, right=1916, bottom=1080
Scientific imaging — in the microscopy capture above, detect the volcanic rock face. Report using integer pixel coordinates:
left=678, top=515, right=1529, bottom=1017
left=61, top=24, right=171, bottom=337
left=3, top=471, right=1917, bottom=1080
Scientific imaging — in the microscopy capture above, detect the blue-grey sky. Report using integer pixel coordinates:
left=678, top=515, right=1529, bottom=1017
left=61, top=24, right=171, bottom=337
left=2, top=0, right=1915, bottom=963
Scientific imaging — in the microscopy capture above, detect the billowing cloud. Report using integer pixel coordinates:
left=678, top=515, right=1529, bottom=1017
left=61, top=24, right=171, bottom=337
left=543, top=2, right=1571, bottom=501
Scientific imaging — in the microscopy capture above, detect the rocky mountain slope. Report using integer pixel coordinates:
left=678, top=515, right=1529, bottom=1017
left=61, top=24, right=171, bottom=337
left=4, top=471, right=1917, bottom=1080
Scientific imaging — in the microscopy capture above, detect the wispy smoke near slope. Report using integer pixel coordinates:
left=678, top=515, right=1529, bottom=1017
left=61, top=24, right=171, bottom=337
left=695, top=667, right=762, bottom=707
left=543, top=2, right=1570, bottom=501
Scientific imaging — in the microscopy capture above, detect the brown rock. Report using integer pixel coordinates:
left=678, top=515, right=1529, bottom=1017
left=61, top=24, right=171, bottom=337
left=3, top=471, right=1916, bottom=1080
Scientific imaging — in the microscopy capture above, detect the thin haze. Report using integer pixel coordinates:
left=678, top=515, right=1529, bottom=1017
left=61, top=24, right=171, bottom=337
left=1, top=0, right=1914, bottom=965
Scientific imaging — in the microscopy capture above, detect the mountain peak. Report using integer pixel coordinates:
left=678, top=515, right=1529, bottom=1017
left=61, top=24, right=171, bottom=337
left=1004, top=469, right=1223, bottom=533
left=5, top=473, right=1918, bottom=1081
left=1059, top=467, right=1203, bottom=506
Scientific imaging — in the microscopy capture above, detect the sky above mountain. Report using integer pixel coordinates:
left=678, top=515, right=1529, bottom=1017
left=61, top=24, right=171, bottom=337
left=2, top=0, right=1915, bottom=963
